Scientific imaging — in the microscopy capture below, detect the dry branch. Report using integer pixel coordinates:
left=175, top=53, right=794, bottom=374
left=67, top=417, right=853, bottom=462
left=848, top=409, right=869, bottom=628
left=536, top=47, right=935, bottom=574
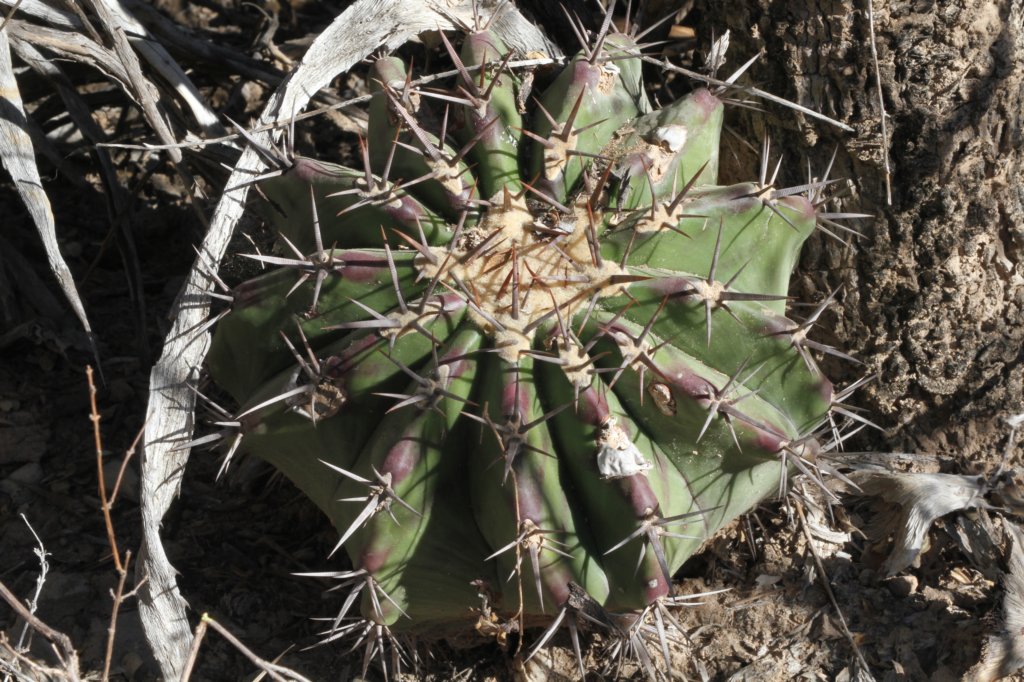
left=0, top=579, right=81, bottom=682
left=0, top=29, right=94, bottom=343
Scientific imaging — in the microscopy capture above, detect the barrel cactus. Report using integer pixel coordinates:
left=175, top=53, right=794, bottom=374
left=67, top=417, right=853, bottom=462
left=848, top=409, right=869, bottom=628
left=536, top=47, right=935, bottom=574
left=204, top=12, right=848, bottom=676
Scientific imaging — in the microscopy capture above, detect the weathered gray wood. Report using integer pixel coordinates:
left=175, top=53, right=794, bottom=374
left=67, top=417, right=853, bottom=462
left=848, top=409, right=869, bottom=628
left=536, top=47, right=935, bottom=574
left=92, top=0, right=223, bottom=134
left=8, top=21, right=132, bottom=93
left=0, top=30, right=93, bottom=341
left=0, top=0, right=80, bottom=29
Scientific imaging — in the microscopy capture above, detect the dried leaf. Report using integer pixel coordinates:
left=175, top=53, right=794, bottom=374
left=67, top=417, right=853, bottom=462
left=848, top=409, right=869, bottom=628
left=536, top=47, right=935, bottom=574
left=705, top=29, right=730, bottom=76
left=968, top=522, right=1024, bottom=682
left=851, top=469, right=988, bottom=575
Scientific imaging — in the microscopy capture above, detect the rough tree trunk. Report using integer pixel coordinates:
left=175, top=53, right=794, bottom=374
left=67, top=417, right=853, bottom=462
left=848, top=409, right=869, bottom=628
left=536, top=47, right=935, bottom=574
left=687, top=0, right=1024, bottom=462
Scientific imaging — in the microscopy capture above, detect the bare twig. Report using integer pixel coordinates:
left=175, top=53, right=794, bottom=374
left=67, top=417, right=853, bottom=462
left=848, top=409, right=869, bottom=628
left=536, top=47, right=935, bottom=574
left=87, top=365, right=122, bottom=574
left=1, top=632, right=72, bottom=681
left=103, top=551, right=144, bottom=682
left=866, top=0, right=892, bottom=204
left=178, top=619, right=208, bottom=682
left=0, top=0, right=22, bottom=30
left=0, top=579, right=81, bottom=682
left=13, top=515, right=50, bottom=655
left=179, top=614, right=314, bottom=682
left=85, top=367, right=146, bottom=681
left=108, top=420, right=146, bottom=506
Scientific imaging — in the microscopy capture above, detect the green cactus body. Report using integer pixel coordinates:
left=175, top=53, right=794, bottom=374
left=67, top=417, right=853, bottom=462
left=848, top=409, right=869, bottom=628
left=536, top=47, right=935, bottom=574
left=206, top=21, right=837, bottom=654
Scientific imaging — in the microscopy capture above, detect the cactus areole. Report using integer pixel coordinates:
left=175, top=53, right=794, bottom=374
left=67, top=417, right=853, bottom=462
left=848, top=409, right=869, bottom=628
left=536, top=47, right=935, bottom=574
left=206, top=21, right=841, bottom=662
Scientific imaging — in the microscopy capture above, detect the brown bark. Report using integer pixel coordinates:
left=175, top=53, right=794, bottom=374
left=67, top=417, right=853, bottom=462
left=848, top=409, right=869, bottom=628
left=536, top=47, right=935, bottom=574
left=689, top=0, right=1024, bottom=460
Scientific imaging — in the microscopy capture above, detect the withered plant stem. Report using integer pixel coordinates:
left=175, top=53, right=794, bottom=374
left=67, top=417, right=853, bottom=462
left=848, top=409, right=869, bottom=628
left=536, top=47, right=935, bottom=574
left=178, top=618, right=207, bottom=681
left=87, top=365, right=122, bottom=574
left=103, top=551, right=145, bottom=682
left=179, top=613, right=315, bottom=682
left=0, top=578, right=81, bottom=681
left=108, top=420, right=145, bottom=507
